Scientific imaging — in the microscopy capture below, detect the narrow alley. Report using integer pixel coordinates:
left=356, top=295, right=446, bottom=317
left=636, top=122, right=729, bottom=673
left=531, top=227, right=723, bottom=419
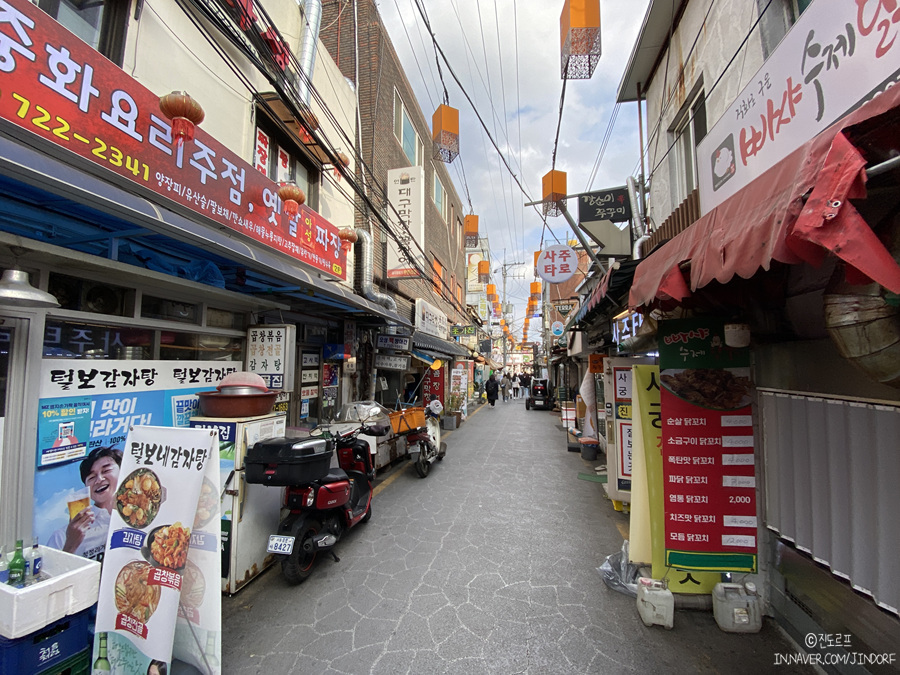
left=221, top=399, right=810, bottom=674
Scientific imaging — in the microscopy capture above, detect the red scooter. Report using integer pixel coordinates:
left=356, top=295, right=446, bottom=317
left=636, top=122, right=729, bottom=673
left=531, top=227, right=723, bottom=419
left=245, top=418, right=390, bottom=584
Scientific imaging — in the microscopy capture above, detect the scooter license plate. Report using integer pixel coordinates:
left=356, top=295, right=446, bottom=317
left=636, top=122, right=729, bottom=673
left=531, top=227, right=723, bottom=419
left=267, top=534, right=294, bottom=555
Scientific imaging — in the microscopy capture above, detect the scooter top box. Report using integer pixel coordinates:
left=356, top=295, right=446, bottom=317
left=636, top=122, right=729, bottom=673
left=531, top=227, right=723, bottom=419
left=245, top=436, right=332, bottom=485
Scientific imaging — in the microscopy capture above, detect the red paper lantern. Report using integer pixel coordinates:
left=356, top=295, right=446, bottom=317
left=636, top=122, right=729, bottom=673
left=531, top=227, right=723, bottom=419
left=338, top=227, right=358, bottom=252
left=277, top=182, right=306, bottom=217
left=158, top=91, right=205, bottom=147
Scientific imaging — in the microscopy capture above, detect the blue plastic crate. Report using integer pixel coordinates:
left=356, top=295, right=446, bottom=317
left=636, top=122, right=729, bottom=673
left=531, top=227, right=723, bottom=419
left=0, top=607, right=92, bottom=674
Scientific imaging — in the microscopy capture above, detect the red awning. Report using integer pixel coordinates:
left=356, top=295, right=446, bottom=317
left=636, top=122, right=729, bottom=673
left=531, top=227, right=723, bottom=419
left=629, top=84, right=900, bottom=308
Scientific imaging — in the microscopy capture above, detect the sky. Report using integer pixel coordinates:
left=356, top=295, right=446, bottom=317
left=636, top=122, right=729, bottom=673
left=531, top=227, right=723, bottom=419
left=375, top=0, right=652, bottom=339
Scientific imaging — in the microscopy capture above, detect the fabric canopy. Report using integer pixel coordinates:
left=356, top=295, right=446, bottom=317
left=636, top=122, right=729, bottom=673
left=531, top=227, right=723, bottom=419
left=630, top=84, right=900, bottom=308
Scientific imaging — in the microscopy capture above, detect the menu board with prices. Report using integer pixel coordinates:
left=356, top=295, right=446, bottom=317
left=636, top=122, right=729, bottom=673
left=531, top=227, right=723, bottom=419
left=246, top=325, right=295, bottom=391
left=659, top=319, right=756, bottom=573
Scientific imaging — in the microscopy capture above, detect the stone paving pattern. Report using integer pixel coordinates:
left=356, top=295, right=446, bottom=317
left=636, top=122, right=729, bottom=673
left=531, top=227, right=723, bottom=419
left=222, top=396, right=811, bottom=674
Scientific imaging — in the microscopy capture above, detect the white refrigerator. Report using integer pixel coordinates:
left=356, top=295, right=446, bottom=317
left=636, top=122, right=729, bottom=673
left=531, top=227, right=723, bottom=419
left=190, top=412, right=286, bottom=594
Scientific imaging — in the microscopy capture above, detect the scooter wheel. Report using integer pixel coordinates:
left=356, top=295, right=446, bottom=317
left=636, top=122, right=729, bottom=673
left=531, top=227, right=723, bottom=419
left=362, top=502, right=373, bottom=523
left=281, top=519, right=322, bottom=585
left=414, top=445, right=430, bottom=478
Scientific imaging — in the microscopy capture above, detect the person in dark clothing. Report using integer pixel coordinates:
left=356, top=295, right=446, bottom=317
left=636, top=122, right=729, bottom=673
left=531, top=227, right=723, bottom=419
left=520, top=372, right=532, bottom=400
left=484, top=374, right=500, bottom=407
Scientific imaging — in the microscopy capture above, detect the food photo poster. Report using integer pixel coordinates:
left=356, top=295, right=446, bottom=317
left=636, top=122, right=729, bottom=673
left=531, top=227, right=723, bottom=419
left=91, top=425, right=220, bottom=671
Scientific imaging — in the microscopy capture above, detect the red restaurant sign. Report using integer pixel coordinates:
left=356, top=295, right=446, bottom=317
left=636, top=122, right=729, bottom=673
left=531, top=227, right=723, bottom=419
left=659, top=319, right=757, bottom=573
left=0, top=0, right=347, bottom=279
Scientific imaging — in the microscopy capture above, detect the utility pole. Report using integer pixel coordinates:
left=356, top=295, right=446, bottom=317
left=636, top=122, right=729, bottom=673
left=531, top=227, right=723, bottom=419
left=497, top=259, right=523, bottom=372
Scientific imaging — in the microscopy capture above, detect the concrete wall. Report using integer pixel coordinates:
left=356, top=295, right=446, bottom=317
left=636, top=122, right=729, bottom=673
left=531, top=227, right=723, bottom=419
left=643, top=1, right=765, bottom=226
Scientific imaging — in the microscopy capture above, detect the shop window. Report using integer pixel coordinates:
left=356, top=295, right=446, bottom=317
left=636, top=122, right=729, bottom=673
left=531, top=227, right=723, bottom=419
left=44, top=320, right=148, bottom=359
left=669, top=86, right=707, bottom=206
left=432, top=258, right=443, bottom=294
left=758, top=0, right=812, bottom=59
left=253, top=120, right=317, bottom=209
left=43, top=320, right=244, bottom=361
left=433, top=172, right=449, bottom=221
left=207, top=307, right=247, bottom=331
left=38, top=0, right=128, bottom=66
left=48, top=273, right=130, bottom=316
left=141, top=296, right=199, bottom=324
left=394, top=90, right=423, bottom=166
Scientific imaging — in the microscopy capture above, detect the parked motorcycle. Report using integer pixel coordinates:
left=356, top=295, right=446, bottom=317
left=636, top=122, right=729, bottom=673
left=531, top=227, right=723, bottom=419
left=244, top=416, right=390, bottom=584
left=403, top=398, right=447, bottom=478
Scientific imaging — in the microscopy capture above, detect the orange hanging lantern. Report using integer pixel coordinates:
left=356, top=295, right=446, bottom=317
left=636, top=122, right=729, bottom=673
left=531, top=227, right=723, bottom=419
left=333, top=151, right=350, bottom=180
left=478, top=260, right=490, bottom=283
left=277, top=181, right=306, bottom=217
left=530, top=281, right=542, bottom=301
left=464, top=215, right=479, bottom=248
left=432, top=104, right=459, bottom=163
left=158, top=91, right=205, bottom=147
left=560, top=0, right=602, bottom=80
left=542, top=170, right=567, bottom=217
left=338, top=227, right=358, bottom=252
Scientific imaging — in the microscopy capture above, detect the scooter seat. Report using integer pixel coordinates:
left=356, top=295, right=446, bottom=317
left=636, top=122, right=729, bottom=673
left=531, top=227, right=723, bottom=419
left=321, top=468, right=349, bottom=483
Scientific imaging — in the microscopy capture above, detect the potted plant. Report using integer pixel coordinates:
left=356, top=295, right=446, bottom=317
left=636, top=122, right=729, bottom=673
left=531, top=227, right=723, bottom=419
left=445, top=392, right=463, bottom=429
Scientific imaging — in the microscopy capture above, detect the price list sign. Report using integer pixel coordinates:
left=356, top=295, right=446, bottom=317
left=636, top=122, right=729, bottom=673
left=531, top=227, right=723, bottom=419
left=659, top=319, right=757, bottom=573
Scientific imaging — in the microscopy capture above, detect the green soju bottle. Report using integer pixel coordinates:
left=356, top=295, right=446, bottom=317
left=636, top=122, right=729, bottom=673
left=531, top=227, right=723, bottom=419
left=8, top=540, right=25, bottom=587
left=92, top=632, right=111, bottom=673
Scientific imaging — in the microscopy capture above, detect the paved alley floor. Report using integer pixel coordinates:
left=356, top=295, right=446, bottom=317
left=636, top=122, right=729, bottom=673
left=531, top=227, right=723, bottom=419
left=221, top=396, right=812, bottom=674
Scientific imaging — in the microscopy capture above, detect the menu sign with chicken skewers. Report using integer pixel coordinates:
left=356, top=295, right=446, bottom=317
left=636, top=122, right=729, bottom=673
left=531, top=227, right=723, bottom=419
left=93, top=425, right=218, bottom=670
left=659, top=319, right=757, bottom=573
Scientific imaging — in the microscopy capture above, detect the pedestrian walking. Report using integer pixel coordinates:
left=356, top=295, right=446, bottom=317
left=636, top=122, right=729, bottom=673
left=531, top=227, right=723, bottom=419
left=500, top=373, right=511, bottom=402
left=485, top=374, right=499, bottom=408
left=521, top=371, right=532, bottom=400
left=512, top=373, right=521, bottom=399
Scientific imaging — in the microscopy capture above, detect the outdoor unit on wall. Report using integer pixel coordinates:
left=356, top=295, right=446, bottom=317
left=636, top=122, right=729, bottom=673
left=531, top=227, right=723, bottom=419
left=80, top=281, right=126, bottom=315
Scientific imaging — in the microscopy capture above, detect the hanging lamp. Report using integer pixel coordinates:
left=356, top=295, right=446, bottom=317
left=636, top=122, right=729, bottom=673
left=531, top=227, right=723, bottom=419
left=432, top=104, right=460, bottom=163
left=560, top=0, right=602, bottom=79
left=542, top=170, right=567, bottom=217
left=0, top=268, right=59, bottom=308
left=158, top=91, right=205, bottom=147
left=464, top=215, right=479, bottom=248
left=277, top=181, right=306, bottom=217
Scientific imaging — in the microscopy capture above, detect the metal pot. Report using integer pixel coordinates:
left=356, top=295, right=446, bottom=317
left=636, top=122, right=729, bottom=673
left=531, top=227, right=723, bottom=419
left=197, top=391, right=277, bottom=417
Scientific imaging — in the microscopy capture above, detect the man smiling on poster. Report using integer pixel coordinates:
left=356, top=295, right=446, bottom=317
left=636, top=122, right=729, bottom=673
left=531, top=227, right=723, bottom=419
left=47, top=446, right=122, bottom=562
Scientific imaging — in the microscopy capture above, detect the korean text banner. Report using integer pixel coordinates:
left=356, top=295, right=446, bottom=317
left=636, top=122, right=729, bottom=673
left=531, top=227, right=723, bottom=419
left=0, top=0, right=346, bottom=279
left=93, top=425, right=217, bottom=668
left=659, top=319, right=757, bottom=573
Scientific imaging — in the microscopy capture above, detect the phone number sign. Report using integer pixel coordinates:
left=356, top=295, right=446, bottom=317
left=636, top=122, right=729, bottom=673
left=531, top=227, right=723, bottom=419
left=0, top=0, right=346, bottom=279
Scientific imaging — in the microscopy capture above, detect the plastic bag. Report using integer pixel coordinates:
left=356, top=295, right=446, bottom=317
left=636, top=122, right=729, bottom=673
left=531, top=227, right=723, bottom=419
left=598, top=539, right=640, bottom=598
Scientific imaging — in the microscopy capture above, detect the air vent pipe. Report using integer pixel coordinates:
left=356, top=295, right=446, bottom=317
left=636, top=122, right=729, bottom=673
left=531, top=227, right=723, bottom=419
left=355, top=228, right=397, bottom=312
left=297, top=0, right=322, bottom=107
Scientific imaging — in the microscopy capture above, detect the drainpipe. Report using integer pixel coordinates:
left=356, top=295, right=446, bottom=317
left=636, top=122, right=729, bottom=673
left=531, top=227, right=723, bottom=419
left=355, top=228, right=396, bottom=312
left=297, top=0, right=323, bottom=107
left=628, top=176, right=651, bottom=260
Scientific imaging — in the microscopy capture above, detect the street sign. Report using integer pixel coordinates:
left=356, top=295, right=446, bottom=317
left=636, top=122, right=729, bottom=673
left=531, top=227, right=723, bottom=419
left=536, top=244, right=577, bottom=283
left=553, top=301, right=576, bottom=317
left=578, top=186, right=631, bottom=223
left=376, top=333, right=411, bottom=351
left=374, top=354, right=410, bottom=371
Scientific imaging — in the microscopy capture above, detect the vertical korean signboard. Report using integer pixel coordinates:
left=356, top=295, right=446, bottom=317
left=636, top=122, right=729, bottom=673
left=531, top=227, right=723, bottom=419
left=246, top=325, right=295, bottom=391
left=421, top=367, right=445, bottom=405
left=659, top=319, right=756, bottom=573
left=386, top=166, right=425, bottom=278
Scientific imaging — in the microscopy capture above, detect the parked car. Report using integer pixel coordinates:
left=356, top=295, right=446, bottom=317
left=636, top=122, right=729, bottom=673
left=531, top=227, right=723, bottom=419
left=526, top=379, right=553, bottom=410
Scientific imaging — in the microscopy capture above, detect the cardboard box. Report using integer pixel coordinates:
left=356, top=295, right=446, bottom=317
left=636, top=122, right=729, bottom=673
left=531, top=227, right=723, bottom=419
left=0, top=547, right=100, bottom=639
